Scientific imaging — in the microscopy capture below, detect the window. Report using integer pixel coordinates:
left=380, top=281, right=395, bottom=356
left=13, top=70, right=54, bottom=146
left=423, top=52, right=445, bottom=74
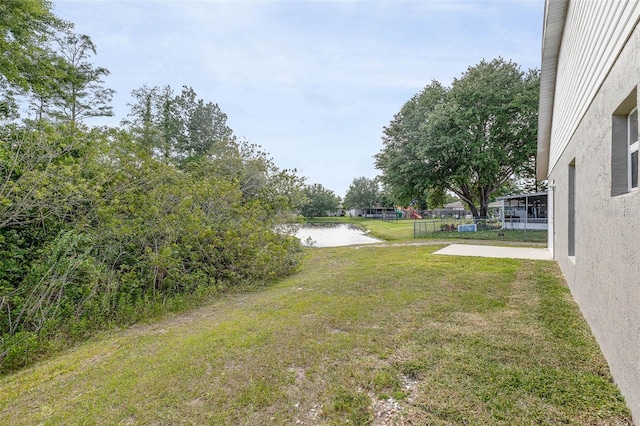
left=611, top=89, right=637, bottom=196
left=628, top=108, right=638, bottom=189
left=568, top=161, right=575, bottom=258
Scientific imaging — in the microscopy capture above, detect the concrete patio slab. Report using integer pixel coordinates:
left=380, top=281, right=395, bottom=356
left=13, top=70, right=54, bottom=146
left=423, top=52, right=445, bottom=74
left=433, top=244, right=553, bottom=260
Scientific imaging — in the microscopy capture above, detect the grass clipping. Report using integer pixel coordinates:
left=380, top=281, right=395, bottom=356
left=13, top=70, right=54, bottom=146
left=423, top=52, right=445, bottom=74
left=0, top=244, right=632, bottom=425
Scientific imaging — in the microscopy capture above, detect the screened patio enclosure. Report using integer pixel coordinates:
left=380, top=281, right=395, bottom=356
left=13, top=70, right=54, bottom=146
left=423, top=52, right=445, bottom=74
left=497, top=192, right=548, bottom=230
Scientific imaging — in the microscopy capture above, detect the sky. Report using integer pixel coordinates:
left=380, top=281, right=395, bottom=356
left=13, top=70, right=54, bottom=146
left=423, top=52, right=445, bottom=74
left=52, top=0, right=544, bottom=198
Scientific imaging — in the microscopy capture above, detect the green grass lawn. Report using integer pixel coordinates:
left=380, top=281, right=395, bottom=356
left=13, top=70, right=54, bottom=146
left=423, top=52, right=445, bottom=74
left=0, top=244, right=630, bottom=425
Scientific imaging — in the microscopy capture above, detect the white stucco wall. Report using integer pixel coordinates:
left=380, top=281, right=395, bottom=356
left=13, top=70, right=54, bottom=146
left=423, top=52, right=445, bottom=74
left=548, top=17, right=640, bottom=420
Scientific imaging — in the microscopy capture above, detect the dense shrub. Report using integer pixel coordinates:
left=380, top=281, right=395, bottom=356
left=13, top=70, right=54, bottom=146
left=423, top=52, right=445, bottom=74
left=0, top=124, right=305, bottom=373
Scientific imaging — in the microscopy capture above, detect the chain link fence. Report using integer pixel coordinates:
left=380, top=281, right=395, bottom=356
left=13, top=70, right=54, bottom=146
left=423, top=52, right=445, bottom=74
left=413, top=217, right=547, bottom=243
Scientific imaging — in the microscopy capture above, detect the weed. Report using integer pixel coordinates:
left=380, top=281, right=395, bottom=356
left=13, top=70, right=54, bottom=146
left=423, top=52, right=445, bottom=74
left=325, top=388, right=373, bottom=425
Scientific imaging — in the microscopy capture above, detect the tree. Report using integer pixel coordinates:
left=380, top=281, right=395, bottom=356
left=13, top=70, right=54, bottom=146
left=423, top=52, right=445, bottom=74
left=0, top=123, right=101, bottom=230
left=300, top=184, right=340, bottom=218
left=45, top=32, right=115, bottom=128
left=124, top=85, right=304, bottom=215
left=175, top=86, right=234, bottom=163
left=123, top=85, right=233, bottom=166
left=0, top=8, right=113, bottom=127
left=375, top=81, right=447, bottom=207
left=0, top=0, right=68, bottom=119
left=375, top=58, right=539, bottom=217
left=343, top=177, right=380, bottom=210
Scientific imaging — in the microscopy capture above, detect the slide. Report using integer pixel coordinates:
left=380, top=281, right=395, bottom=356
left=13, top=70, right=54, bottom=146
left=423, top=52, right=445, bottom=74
left=410, top=210, right=422, bottom=219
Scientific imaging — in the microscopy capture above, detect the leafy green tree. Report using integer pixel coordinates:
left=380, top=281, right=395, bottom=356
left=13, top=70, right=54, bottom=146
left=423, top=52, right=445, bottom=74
left=124, top=85, right=161, bottom=152
left=0, top=123, right=100, bottom=230
left=375, top=81, right=447, bottom=206
left=124, top=85, right=305, bottom=213
left=123, top=85, right=233, bottom=165
left=0, top=123, right=106, bottom=352
left=175, top=86, right=234, bottom=163
left=124, top=85, right=180, bottom=160
left=0, top=0, right=68, bottom=119
left=46, top=32, right=115, bottom=128
left=187, top=140, right=306, bottom=216
left=343, top=177, right=380, bottom=210
left=375, top=58, right=539, bottom=217
left=300, top=184, right=341, bottom=218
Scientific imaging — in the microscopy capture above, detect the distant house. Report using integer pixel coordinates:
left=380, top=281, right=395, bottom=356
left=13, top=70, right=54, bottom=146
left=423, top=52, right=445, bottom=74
left=345, top=207, right=395, bottom=218
left=326, top=206, right=344, bottom=217
left=537, top=0, right=640, bottom=419
left=443, top=201, right=466, bottom=211
left=432, top=201, right=471, bottom=218
left=425, top=201, right=502, bottom=218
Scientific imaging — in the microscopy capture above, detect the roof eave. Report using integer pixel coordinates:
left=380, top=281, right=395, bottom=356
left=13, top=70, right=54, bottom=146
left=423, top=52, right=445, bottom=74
left=497, top=191, right=549, bottom=201
left=537, top=0, right=569, bottom=180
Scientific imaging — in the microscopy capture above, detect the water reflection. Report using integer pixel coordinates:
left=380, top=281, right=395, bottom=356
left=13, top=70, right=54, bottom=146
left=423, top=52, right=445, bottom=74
left=295, top=223, right=381, bottom=247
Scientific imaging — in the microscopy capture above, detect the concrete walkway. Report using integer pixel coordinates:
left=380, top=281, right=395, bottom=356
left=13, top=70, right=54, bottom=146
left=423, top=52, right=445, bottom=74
left=433, top=244, right=553, bottom=260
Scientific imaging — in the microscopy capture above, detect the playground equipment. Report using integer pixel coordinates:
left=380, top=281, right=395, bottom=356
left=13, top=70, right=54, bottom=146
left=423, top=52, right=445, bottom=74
left=395, top=206, right=422, bottom=219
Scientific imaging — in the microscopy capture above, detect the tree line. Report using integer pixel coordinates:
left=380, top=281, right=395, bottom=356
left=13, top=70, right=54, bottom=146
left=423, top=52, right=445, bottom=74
left=299, top=177, right=387, bottom=218
left=1, top=0, right=306, bottom=372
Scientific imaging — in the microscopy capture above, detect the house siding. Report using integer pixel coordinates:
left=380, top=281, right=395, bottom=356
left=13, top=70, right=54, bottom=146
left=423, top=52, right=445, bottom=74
left=548, top=1, right=640, bottom=174
left=547, top=12, right=640, bottom=420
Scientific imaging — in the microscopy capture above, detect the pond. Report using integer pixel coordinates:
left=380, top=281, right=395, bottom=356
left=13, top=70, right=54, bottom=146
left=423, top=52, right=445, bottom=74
left=294, top=223, right=382, bottom=247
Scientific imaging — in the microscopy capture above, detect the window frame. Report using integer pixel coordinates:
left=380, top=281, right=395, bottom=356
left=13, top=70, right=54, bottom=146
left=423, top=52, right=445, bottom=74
left=611, top=88, right=637, bottom=197
left=628, top=107, right=638, bottom=191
